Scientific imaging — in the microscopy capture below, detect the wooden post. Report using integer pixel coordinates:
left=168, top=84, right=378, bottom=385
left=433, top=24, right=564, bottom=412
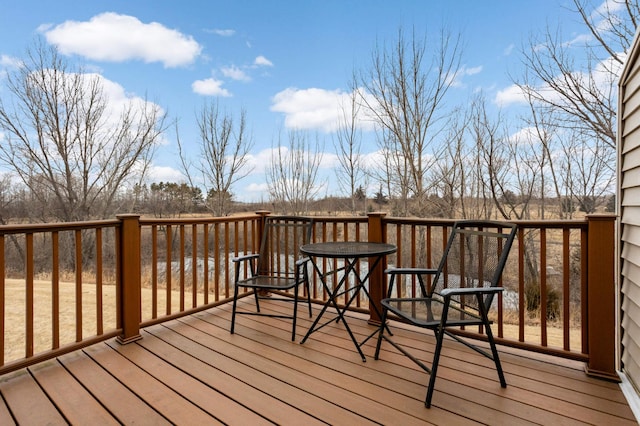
left=255, top=211, right=271, bottom=253
left=255, top=211, right=270, bottom=293
left=367, top=212, right=387, bottom=325
left=117, top=214, right=142, bottom=344
left=585, top=214, right=620, bottom=381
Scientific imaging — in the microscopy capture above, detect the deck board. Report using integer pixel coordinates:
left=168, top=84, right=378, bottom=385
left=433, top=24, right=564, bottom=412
left=58, top=350, right=170, bottom=425
left=0, top=298, right=636, bottom=425
left=0, top=369, right=67, bottom=425
left=29, top=360, right=118, bottom=425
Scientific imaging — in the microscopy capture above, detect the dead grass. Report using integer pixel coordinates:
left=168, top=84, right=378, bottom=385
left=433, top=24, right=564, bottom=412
left=3, top=279, right=203, bottom=362
left=3, top=279, right=582, bottom=363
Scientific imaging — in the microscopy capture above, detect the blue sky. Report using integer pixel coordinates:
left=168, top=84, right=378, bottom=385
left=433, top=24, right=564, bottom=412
left=0, top=1, right=596, bottom=202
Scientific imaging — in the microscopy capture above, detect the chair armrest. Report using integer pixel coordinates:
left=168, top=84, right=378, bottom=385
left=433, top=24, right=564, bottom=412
left=296, top=256, right=310, bottom=267
left=385, top=267, right=437, bottom=275
left=440, top=287, right=504, bottom=297
left=232, top=253, right=259, bottom=263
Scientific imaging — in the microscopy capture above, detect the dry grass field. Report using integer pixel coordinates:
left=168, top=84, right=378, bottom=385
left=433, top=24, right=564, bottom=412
left=4, top=278, right=582, bottom=364
left=3, top=279, right=207, bottom=362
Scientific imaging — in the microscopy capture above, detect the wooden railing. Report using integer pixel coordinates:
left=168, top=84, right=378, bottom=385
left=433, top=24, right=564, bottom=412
left=0, top=212, right=618, bottom=382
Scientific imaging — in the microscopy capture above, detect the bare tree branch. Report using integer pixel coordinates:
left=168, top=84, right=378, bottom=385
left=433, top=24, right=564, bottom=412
left=0, top=40, right=166, bottom=222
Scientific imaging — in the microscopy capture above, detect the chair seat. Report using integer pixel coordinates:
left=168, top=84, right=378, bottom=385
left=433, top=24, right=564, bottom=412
left=383, top=297, right=485, bottom=328
left=237, top=275, right=299, bottom=290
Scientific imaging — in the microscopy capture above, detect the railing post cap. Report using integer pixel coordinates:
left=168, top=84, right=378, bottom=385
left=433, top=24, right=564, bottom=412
left=368, top=212, right=387, bottom=218
left=585, top=213, right=617, bottom=221
left=116, top=214, right=141, bottom=220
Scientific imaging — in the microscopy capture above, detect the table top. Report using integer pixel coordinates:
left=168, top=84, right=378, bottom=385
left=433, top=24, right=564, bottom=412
left=300, top=241, right=397, bottom=259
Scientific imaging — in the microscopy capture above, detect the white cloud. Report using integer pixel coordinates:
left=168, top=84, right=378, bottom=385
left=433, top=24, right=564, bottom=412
left=594, top=0, right=625, bottom=17
left=503, top=43, right=515, bottom=56
left=508, top=126, right=543, bottom=147
left=494, top=83, right=528, bottom=106
left=245, top=181, right=270, bottom=193
left=0, top=55, right=21, bottom=82
left=221, top=65, right=250, bottom=81
left=254, top=55, right=273, bottom=67
left=496, top=52, right=623, bottom=108
left=0, top=54, right=21, bottom=68
left=270, top=87, right=376, bottom=133
left=209, top=29, right=235, bottom=37
left=465, top=65, right=483, bottom=76
left=79, top=73, right=166, bottom=140
left=42, top=12, right=202, bottom=67
left=563, top=33, right=592, bottom=48
left=448, top=65, right=483, bottom=88
left=192, top=78, right=232, bottom=97
left=147, top=165, right=185, bottom=182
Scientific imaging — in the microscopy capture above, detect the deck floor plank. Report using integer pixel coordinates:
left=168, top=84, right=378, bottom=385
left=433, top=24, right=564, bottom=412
left=218, top=300, right=580, bottom=425
left=209, top=302, right=540, bottom=425
left=134, top=326, right=324, bottom=426
left=57, top=349, right=171, bottom=425
left=0, top=390, right=16, bottom=426
left=175, top=313, right=437, bottom=425
left=0, top=369, right=66, bottom=425
left=82, top=342, right=221, bottom=425
left=29, top=359, right=119, bottom=425
left=147, top=320, right=382, bottom=425
left=0, top=298, right=636, bottom=425
left=102, top=337, right=273, bottom=426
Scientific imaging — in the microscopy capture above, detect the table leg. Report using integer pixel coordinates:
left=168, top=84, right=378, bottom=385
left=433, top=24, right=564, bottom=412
left=301, top=257, right=367, bottom=362
left=340, top=255, right=393, bottom=341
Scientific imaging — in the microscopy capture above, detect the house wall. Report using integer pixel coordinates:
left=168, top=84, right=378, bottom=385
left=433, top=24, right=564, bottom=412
left=619, top=27, right=640, bottom=395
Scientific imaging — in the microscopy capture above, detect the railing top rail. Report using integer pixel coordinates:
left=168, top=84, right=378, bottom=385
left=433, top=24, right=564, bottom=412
left=383, top=217, right=456, bottom=226
left=382, top=216, right=589, bottom=229
left=0, top=219, right=120, bottom=235
left=511, top=219, right=589, bottom=229
left=138, top=213, right=263, bottom=226
left=303, top=215, right=368, bottom=224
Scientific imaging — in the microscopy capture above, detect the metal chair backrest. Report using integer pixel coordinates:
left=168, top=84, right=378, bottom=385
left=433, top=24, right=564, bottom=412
left=430, top=220, right=517, bottom=312
left=256, top=216, right=314, bottom=278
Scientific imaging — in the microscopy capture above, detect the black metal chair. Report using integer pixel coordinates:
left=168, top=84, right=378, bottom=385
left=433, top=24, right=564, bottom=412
left=374, top=220, right=517, bottom=408
left=230, top=216, right=314, bottom=341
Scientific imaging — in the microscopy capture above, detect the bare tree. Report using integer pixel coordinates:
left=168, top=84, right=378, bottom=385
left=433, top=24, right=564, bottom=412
left=513, top=0, right=635, bottom=216
left=0, top=40, right=166, bottom=222
left=267, top=128, right=323, bottom=215
left=428, top=110, right=467, bottom=218
left=178, top=100, right=254, bottom=216
left=519, top=86, right=615, bottom=218
left=514, top=0, right=638, bottom=151
left=357, top=27, right=463, bottom=216
left=333, top=86, right=367, bottom=214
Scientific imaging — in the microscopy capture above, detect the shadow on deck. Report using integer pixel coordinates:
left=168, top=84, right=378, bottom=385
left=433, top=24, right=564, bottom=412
left=0, top=298, right=635, bottom=425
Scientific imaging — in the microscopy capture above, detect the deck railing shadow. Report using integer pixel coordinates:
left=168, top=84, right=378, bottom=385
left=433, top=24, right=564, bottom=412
left=0, top=211, right=617, bottom=383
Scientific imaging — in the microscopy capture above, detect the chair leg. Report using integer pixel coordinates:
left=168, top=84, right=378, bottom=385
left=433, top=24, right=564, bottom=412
left=386, top=274, right=395, bottom=298
left=291, top=285, right=299, bottom=341
left=425, top=325, right=446, bottom=408
left=254, top=288, right=261, bottom=312
left=374, top=306, right=389, bottom=359
left=488, top=331, right=507, bottom=388
left=417, top=275, right=428, bottom=298
left=425, top=299, right=451, bottom=408
left=231, top=285, right=239, bottom=334
left=479, top=299, right=507, bottom=388
left=305, top=271, right=313, bottom=318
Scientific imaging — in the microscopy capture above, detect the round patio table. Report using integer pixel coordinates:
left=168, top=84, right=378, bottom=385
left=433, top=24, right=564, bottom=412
left=299, top=241, right=396, bottom=362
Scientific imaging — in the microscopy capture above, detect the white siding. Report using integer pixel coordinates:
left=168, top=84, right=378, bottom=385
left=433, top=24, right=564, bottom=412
left=619, top=27, right=640, bottom=396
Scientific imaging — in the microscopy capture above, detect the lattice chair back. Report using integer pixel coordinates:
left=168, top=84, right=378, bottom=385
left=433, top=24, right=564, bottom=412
left=430, top=221, right=517, bottom=313
left=256, top=216, right=313, bottom=279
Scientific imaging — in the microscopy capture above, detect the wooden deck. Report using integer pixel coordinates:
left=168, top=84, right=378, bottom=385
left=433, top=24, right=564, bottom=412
left=0, top=298, right=636, bottom=425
